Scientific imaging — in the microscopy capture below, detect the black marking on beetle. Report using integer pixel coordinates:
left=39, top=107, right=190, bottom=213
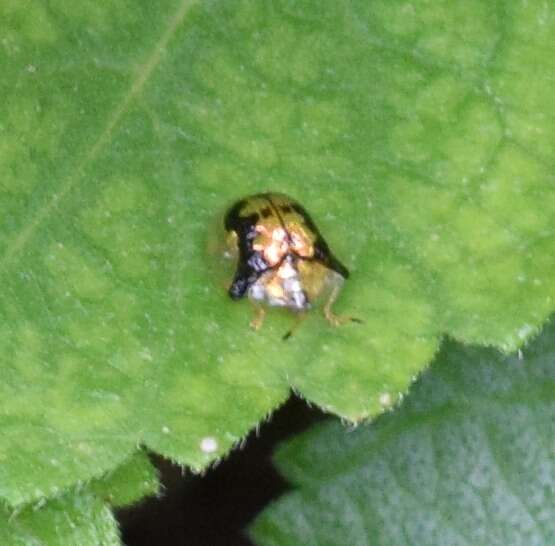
left=313, top=238, right=349, bottom=279
left=290, top=202, right=349, bottom=279
left=261, top=207, right=272, bottom=218
left=224, top=199, right=247, bottom=232
left=290, top=202, right=317, bottom=232
left=224, top=199, right=269, bottom=299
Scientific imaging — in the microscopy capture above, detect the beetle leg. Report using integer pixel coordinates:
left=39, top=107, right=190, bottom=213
left=250, top=305, right=266, bottom=331
left=282, top=312, right=308, bottom=341
left=323, top=285, right=362, bottom=327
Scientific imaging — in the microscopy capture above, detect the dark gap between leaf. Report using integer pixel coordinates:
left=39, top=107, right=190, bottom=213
left=117, top=394, right=326, bottom=546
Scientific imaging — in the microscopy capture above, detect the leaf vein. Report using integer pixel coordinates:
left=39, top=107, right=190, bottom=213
left=0, top=0, right=197, bottom=270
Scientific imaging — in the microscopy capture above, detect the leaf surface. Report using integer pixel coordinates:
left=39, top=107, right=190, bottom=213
left=252, top=318, right=555, bottom=546
left=1, top=0, right=555, bottom=522
left=0, top=452, right=158, bottom=546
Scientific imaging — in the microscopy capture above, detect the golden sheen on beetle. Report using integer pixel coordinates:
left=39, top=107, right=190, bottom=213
left=224, top=192, right=357, bottom=338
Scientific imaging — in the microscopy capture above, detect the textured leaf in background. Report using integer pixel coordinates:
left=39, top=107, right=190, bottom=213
left=0, top=451, right=159, bottom=546
left=252, top=318, right=555, bottom=546
left=1, top=0, right=555, bottom=527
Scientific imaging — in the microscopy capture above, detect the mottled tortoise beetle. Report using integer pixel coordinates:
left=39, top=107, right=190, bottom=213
left=224, top=192, right=358, bottom=338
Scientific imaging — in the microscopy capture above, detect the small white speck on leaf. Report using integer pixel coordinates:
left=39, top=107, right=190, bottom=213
left=200, top=436, right=218, bottom=454
left=517, top=323, right=534, bottom=340
left=379, top=392, right=393, bottom=407
left=162, top=426, right=171, bottom=434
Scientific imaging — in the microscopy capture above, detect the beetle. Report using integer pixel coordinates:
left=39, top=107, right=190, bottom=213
left=224, top=192, right=357, bottom=338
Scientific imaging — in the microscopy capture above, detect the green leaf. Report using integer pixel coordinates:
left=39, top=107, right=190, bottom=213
left=0, top=496, right=120, bottom=546
left=251, top=319, right=555, bottom=546
left=89, top=450, right=160, bottom=509
left=0, top=451, right=158, bottom=546
left=1, top=0, right=555, bottom=519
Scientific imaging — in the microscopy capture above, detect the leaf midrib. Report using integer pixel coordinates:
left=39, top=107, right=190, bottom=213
left=0, top=0, right=197, bottom=271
